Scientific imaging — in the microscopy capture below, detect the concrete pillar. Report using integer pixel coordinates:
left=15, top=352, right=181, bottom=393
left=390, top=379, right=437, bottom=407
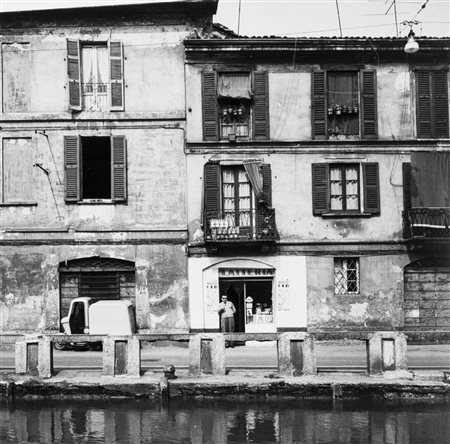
left=278, top=332, right=316, bottom=376
left=103, top=336, right=139, bottom=377
left=367, top=332, right=408, bottom=376
left=15, top=336, right=53, bottom=378
left=189, top=333, right=225, bottom=377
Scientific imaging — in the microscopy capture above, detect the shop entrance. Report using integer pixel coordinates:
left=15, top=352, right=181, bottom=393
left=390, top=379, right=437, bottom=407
left=219, top=279, right=273, bottom=332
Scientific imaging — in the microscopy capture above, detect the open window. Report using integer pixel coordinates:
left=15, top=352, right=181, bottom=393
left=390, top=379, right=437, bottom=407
left=202, top=71, right=269, bottom=141
left=312, top=70, right=377, bottom=139
left=64, top=136, right=127, bottom=203
left=312, top=162, right=380, bottom=216
left=67, top=40, right=124, bottom=112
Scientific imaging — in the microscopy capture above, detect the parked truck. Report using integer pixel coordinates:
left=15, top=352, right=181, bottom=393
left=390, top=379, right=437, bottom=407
left=55, top=297, right=136, bottom=350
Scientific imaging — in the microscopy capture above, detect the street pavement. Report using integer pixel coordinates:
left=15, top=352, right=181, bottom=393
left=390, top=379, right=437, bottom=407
left=1, top=343, right=448, bottom=372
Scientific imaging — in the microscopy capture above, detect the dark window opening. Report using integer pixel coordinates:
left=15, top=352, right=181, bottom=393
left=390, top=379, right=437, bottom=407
left=81, top=137, right=111, bottom=199
left=79, top=272, right=120, bottom=299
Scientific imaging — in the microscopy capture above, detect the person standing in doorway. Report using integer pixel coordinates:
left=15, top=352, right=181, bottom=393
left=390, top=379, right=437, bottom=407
left=218, top=295, right=236, bottom=346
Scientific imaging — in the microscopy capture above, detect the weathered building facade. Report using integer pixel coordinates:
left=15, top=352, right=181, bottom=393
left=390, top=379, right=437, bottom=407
left=0, top=0, right=218, bottom=334
left=184, top=36, right=450, bottom=332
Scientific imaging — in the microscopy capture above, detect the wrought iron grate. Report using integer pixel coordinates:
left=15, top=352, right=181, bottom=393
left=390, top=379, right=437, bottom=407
left=334, top=258, right=360, bottom=295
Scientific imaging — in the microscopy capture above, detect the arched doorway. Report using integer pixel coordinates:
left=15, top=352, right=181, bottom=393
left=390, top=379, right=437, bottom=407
left=404, top=257, right=450, bottom=331
left=59, top=257, right=135, bottom=322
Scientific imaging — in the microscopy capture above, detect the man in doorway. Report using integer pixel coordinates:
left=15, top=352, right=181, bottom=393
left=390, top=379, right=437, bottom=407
left=218, top=294, right=236, bottom=347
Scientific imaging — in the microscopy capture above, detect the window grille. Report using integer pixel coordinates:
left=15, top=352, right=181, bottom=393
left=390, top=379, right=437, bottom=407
left=334, top=258, right=360, bottom=295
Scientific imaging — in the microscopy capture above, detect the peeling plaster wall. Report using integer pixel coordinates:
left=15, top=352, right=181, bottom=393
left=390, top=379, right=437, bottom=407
left=0, top=244, right=188, bottom=333
left=187, top=152, right=408, bottom=243
left=186, top=64, right=418, bottom=143
left=307, top=255, right=408, bottom=330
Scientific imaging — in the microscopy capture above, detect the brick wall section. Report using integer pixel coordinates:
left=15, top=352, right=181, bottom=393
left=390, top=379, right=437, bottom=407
left=404, top=271, right=450, bottom=330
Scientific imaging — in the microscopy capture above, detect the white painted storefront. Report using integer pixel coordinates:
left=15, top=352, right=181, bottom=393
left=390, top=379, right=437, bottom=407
left=189, top=256, right=307, bottom=332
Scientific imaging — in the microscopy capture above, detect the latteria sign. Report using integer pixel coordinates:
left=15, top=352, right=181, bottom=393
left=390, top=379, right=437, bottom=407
left=219, top=268, right=275, bottom=278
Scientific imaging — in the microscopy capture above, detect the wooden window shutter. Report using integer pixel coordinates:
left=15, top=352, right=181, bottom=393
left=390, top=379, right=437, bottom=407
left=433, top=71, right=449, bottom=138
left=312, top=71, right=327, bottom=139
left=361, top=70, right=378, bottom=139
left=202, top=72, right=219, bottom=141
left=203, top=163, right=221, bottom=221
left=109, top=41, right=124, bottom=111
left=362, top=162, right=380, bottom=215
left=252, top=71, right=270, bottom=140
left=67, top=40, right=81, bottom=111
left=416, top=71, right=432, bottom=138
left=260, top=163, right=272, bottom=207
left=402, top=162, right=412, bottom=210
left=111, top=136, right=127, bottom=202
left=64, top=136, right=80, bottom=202
left=311, top=163, right=329, bottom=215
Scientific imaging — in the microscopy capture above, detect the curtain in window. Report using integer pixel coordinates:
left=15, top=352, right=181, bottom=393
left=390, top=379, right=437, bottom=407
left=330, top=167, right=343, bottom=210
left=345, top=166, right=359, bottom=210
left=238, top=169, right=251, bottom=226
left=82, top=46, right=109, bottom=110
left=218, top=74, right=251, bottom=100
left=327, top=72, right=359, bottom=135
left=243, top=160, right=265, bottom=203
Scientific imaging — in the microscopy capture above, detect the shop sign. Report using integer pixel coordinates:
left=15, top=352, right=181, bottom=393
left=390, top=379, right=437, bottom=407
left=277, top=279, right=290, bottom=310
left=219, top=268, right=275, bottom=278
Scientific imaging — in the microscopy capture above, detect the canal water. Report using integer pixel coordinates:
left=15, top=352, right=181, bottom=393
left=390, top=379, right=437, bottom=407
left=1, top=398, right=449, bottom=443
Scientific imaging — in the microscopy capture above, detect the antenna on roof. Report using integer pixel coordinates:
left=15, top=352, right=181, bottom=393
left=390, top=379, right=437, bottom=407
left=385, top=0, right=399, bottom=37
left=335, top=0, right=343, bottom=37
left=237, top=0, right=242, bottom=35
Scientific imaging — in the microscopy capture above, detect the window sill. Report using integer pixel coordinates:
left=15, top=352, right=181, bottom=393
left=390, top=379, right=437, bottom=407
left=321, top=212, right=375, bottom=218
left=78, top=199, right=114, bottom=205
left=0, top=202, right=37, bottom=207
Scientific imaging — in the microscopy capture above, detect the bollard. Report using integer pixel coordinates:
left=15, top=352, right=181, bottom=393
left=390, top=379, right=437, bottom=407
left=367, top=332, right=408, bottom=376
left=277, top=333, right=316, bottom=376
left=15, top=336, right=53, bottom=378
left=102, top=336, right=140, bottom=377
left=189, top=333, right=226, bottom=377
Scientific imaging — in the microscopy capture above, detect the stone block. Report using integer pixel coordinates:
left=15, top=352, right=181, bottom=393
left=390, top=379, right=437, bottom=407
left=404, top=301, right=419, bottom=310
left=189, top=334, right=225, bottom=377
left=436, top=282, right=450, bottom=291
left=367, top=332, right=407, bottom=376
left=14, top=336, right=53, bottom=378
left=278, top=333, right=316, bottom=376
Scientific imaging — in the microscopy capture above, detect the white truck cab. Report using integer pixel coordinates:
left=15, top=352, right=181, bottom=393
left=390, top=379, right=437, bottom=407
left=57, top=297, right=136, bottom=350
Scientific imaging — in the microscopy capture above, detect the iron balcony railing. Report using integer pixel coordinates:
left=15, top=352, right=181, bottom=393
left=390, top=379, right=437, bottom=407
left=402, top=208, right=450, bottom=239
left=204, top=208, right=278, bottom=243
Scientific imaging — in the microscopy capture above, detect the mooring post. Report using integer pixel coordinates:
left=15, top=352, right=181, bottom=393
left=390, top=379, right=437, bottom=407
left=278, top=332, right=316, bottom=376
left=103, top=336, right=136, bottom=377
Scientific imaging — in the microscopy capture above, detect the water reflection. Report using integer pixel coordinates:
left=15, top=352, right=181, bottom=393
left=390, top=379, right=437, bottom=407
left=1, top=398, right=449, bottom=443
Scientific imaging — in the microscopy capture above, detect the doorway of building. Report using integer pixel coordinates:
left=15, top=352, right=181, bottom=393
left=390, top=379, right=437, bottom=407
left=219, top=279, right=273, bottom=332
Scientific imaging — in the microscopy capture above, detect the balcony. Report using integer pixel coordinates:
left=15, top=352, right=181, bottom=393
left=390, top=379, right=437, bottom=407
left=204, top=208, right=278, bottom=244
left=403, top=208, right=450, bottom=240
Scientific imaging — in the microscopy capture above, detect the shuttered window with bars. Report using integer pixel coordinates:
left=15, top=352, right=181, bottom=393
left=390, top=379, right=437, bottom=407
left=64, top=136, right=127, bottom=203
left=67, top=40, right=124, bottom=112
left=312, top=163, right=380, bottom=216
left=416, top=70, right=449, bottom=139
left=312, top=70, right=377, bottom=140
left=201, top=71, right=269, bottom=141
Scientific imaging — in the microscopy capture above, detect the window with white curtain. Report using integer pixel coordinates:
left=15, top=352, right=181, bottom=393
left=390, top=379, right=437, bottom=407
left=334, top=258, right=360, bottom=295
left=330, top=164, right=360, bottom=212
left=222, top=167, right=253, bottom=228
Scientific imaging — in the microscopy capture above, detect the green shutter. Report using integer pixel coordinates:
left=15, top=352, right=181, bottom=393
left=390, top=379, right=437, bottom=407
left=64, top=136, right=80, bottom=202
left=361, top=70, right=377, bottom=139
left=111, top=136, right=127, bottom=202
left=109, top=41, right=124, bottom=111
left=67, top=40, right=81, bottom=111
left=312, top=163, right=329, bottom=215
left=252, top=72, right=270, bottom=140
left=433, top=71, right=449, bottom=138
left=202, top=72, right=219, bottom=141
left=203, top=163, right=220, bottom=221
left=312, top=71, right=327, bottom=139
left=402, top=162, right=412, bottom=210
left=416, top=71, right=432, bottom=138
left=363, top=163, right=380, bottom=215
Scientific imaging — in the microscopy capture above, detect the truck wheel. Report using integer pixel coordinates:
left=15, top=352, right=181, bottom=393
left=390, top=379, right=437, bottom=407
left=54, top=341, right=66, bottom=351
